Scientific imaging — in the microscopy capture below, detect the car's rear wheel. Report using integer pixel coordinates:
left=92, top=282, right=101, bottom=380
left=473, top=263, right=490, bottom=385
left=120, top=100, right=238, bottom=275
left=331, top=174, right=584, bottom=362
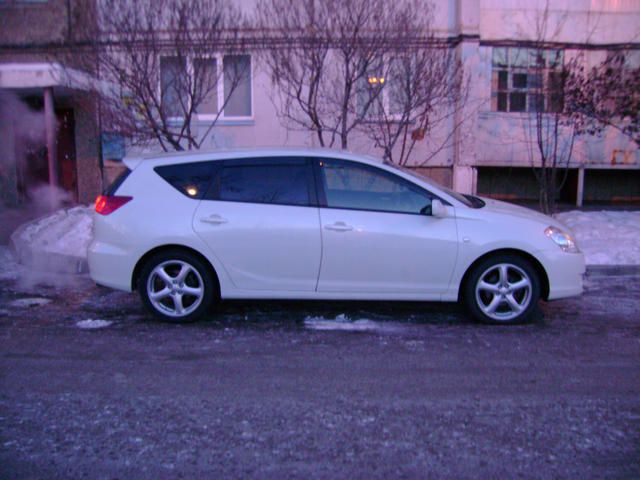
left=463, top=254, right=540, bottom=325
left=139, top=250, right=214, bottom=322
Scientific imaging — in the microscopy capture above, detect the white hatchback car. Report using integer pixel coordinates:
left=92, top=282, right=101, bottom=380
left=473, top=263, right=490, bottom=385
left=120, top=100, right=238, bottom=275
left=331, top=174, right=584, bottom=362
left=88, top=148, right=585, bottom=324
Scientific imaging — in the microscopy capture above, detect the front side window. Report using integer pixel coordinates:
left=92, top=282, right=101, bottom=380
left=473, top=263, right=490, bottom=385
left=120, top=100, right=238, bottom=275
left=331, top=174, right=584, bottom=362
left=491, top=47, right=564, bottom=113
left=212, top=159, right=310, bottom=206
left=320, top=159, right=432, bottom=215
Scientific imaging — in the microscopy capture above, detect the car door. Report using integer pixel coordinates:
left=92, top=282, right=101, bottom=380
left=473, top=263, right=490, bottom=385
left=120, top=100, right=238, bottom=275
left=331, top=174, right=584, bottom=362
left=193, top=157, right=322, bottom=291
left=315, top=158, right=459, bottom=295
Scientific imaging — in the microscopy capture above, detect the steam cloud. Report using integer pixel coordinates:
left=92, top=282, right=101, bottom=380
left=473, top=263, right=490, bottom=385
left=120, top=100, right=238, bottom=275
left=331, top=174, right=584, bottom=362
left=0, top=89, right=70, bottom=212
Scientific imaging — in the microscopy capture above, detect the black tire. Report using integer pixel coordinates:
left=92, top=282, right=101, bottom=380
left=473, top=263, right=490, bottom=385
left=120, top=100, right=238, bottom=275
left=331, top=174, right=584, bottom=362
left=138, top=249, right=214, bottom=322
left=462, top=253, right=541, bottom=325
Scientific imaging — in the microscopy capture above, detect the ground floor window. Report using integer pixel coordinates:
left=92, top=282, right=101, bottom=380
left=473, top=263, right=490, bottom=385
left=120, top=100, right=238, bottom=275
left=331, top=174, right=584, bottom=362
left=160, top=54, right=252, bottom=120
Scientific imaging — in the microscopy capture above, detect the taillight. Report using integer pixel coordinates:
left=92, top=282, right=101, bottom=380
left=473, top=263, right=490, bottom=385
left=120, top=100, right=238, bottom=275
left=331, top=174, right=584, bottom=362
left=95, top=195, right=133, bottom=215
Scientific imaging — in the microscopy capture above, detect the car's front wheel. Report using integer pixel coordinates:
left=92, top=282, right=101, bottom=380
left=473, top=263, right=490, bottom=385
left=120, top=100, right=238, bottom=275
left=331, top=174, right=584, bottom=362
left=139, top=250, right=214, bottom=322
left=463, top=254, right=541, bottom=325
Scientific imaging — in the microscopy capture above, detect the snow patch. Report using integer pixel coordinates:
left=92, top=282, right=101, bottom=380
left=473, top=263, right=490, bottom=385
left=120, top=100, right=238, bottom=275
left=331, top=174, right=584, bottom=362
left=304, top=314, right=402, bottom=333
left=0, top=246, right=23, bottom=280
left=9, top=297, right=51, bottom=308
left=13, top=206, right=94, bottom=258
left=76, top=319, right=113, bottom=330
left=555, top=210, right=640, bottom=265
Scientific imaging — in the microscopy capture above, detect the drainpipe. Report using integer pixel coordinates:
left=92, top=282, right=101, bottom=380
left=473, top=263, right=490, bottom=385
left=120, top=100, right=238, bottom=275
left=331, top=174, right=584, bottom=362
left=44, top=87, right=59, bottom=206
left=576, top=166, right=585, bottom=207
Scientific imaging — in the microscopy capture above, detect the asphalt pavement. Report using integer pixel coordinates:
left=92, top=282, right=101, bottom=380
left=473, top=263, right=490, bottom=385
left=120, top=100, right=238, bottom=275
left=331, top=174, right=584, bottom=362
left=1, top=257, right=639, bottom=479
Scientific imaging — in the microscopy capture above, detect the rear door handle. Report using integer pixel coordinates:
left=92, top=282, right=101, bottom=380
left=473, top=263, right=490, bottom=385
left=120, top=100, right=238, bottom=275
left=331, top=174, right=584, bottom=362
left=200, top=214, right=228, bottom=225
left=324, top=222, right=353, bottom=232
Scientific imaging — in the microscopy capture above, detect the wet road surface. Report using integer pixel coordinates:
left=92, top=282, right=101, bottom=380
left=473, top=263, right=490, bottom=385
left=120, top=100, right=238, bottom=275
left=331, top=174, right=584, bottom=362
left=1, top=255, right=639, bottom=479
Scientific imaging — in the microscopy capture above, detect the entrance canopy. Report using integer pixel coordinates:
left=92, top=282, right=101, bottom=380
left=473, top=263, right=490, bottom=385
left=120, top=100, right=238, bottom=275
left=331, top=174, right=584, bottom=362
left=0, top=62, right=97, bottom=205
left=0, top=62, right=94, bottom=97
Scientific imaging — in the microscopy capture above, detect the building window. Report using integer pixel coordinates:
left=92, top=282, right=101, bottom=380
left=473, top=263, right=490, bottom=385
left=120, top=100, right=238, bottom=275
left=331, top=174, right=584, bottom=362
left=355, top=55, right=415, bottom=120
left=491, top=47, right=564, bottom=113
left=193, top=57, right=218, bottom=115
left=614, top=49, right=640, bottom=69
left=101, top=133, right=126, bottom=162
left=160, top=56, right=187, bottom=118
left=223, top=55, right=252, bottom=117
left=160, top=54, right=252, bottom=120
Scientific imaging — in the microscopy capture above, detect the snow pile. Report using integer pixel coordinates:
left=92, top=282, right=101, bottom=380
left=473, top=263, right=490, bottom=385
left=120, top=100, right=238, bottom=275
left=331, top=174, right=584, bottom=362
left=0, top=246, right=23, bottom=280
left=76, top=319, right=113, bottom=330
left=555, top=210, right=640, bottom=265
left=304, top=314, right=401, bottom=333
left=13, top=206, right=93, bottom=257
left=10, top=206, right=93, bottom=273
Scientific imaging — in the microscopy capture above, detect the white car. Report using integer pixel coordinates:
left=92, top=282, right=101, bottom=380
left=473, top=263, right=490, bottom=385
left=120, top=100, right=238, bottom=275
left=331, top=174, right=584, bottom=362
left=88, top=148, right=585, bottom=324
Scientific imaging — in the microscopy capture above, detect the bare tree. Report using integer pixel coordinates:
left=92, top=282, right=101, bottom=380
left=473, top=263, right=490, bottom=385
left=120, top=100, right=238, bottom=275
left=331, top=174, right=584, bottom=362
left=511, top=2, right=580, bottom=214
left=357, top=29, right=467, bottom=166
left=258, top=0, right=453, bottom=152
left=566, top=50, right=640, bottom=147
left=70, top=0, right=246, bottom=151
left=524, top=51, right=579, bottom=214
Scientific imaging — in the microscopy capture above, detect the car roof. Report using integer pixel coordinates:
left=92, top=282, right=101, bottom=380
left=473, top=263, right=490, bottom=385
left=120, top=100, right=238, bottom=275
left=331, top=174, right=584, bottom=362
left=123, top=147, right=384, bottom=170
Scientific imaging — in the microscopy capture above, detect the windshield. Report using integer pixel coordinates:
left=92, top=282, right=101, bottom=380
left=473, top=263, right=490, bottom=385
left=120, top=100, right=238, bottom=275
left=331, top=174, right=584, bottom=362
left=383, top=161, right=484, bottom=209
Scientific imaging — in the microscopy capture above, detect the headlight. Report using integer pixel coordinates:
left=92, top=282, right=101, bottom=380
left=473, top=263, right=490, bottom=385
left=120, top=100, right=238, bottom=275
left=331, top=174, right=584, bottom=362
left=544, top=226, right=579, bottom=253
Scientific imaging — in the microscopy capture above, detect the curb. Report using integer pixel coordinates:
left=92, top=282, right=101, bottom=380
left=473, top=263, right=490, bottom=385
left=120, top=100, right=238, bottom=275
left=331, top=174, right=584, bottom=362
left=586, top=265, right=640, bottom=277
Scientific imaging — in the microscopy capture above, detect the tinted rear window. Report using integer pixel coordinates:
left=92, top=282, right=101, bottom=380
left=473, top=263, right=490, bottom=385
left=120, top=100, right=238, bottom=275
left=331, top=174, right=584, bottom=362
left=209, top=160, right=311, bottom=206
left=155, top=162, right=216, bottom=199
left=104, top=168, right=131, bottom=195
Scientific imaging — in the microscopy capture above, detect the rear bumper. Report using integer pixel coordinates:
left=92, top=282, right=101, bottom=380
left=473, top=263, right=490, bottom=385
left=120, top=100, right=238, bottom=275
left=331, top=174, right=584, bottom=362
left=539, top=249, right=586, bottom=300
left=88, top=239, right=136, bottom=292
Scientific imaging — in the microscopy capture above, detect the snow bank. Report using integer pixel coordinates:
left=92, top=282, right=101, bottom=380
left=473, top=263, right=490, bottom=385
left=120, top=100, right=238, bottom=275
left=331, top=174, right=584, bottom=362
left=10, top=206, right=93, bottom=273
left=555, top=211, right=640, bottom=265
left=13, top=206, right=93, bottom=257
left=0, top=245, right=23, bottom=280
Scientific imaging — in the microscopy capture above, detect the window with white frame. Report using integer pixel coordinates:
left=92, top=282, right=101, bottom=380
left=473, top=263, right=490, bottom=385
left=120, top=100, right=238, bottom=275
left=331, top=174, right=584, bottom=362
left=223, top=55, right=252, bottom=117
left=160, top=56, right=187, bottom=118
left=611, top=49, right=640, bottom=69
left=160, top=54, right=252, bottom=119
left=491, top=47, right=564, bottom=113
left=357, top=57, right=404, bottom=119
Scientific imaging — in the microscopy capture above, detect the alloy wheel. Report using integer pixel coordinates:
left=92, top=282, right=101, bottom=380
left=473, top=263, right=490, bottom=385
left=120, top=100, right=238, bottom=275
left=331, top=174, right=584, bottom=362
left=146, top=260, right=205, bottom=318
left=474, top=263, right=533, bottom=322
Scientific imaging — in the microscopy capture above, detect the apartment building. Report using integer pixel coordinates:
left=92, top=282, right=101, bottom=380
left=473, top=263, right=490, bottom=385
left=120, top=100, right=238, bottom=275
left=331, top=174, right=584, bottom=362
left=1, top=0, right=638, bottom=206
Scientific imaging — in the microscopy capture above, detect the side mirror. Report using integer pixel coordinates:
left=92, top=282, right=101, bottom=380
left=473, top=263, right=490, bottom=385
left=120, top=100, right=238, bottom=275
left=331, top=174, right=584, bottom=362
left=431, top=199, right=448, bottom=218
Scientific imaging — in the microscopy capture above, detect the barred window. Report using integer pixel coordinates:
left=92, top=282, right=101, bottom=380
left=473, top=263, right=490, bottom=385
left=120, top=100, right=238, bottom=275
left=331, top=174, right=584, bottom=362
left=491, top=47, right=564, bottom=113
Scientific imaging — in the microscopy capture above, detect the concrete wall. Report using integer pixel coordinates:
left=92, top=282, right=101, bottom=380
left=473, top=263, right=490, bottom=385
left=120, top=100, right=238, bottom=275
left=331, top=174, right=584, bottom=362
left=0, top=0, right=68, bottom=46
left=0, top=0, right=96, bottom=47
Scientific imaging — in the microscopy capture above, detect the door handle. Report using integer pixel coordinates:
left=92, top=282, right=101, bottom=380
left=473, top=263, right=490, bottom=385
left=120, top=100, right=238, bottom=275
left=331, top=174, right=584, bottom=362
left=324, top=222, right=353, bottom=232
left=200, top=214, right=228, bottom=225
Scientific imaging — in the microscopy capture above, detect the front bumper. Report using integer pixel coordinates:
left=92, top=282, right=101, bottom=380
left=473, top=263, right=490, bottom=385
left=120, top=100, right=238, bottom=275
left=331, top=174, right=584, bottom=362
left=539, top=249, right=586, bottom=300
